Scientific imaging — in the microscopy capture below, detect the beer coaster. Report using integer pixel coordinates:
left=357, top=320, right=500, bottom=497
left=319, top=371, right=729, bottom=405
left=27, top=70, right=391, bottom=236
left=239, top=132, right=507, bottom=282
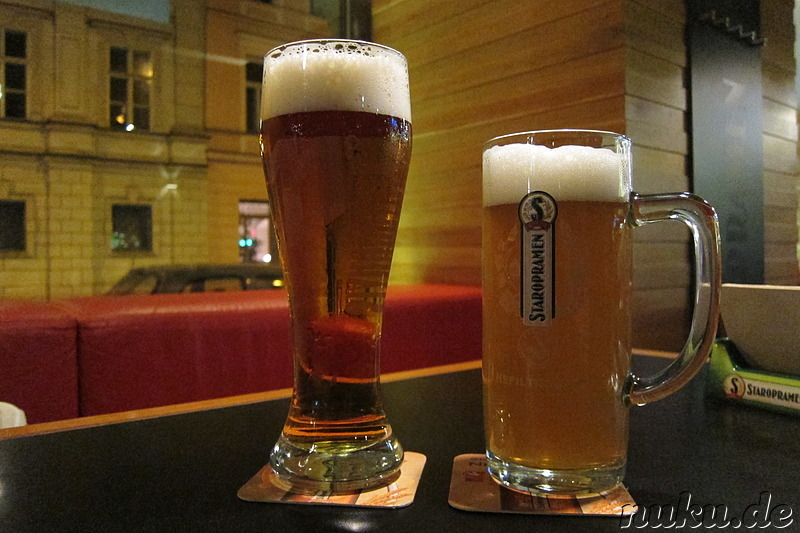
left=237, top=451, right=426, bottom=508
left=448, top=454, right=636, bottom=516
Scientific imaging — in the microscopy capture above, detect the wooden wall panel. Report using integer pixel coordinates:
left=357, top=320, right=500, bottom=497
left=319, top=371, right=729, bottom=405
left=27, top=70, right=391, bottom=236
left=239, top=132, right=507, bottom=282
left=624, top=1, right=691, bottom=350
left=373, top=0, right=800, bottom=350
left=374, top=0, right=626, bottom=288
left=761, top=0, right=800, bottom=285
left=376, top=0, right=612, bottom=70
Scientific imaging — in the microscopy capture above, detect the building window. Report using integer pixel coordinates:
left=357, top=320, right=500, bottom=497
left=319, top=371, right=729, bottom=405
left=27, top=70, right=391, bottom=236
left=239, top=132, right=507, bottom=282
left=0, top=200, right=25, bottom=251
left=311, top=0, right=372, bottom=40
left=238, top=200, right=277, bottom=264
left=111, top=204, right=152, bottom=252
left=245, top=61, right=262, bottom=134
left=109, top=46, right=153, bottom=131
left=1, top=29, right=27, bottom=119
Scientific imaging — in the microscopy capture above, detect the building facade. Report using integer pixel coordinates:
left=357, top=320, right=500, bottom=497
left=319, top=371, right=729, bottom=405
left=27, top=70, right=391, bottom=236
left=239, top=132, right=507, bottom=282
left=204, top=0, right=329, bottom=266
left=0, top=0, right=329, bottom=300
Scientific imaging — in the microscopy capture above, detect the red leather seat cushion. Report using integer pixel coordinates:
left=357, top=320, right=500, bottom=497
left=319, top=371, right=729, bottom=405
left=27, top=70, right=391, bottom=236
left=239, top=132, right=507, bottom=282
left=55, top=285, right=481, bottom=418
left=0, top=301, right=79, bottom=423
left=383, top=285, right=481, bottom=373
left=59, top=291, right=292, bottom=416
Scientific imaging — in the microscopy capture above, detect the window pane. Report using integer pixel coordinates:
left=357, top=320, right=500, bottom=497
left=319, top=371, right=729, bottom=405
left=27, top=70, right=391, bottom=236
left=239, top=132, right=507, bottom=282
left=133, top=79, right=150, bottom=105
left=5, top=31, right=26, bottom=58
left=111, top=204, right=152, bottom=251
left=0, top=200, right=26, bottom=251
left=110, top=47, right=127, bottom=72
left=110, top=77, right=127, bottom=102
left=246, top=86, right=260, bottom=134
left=5, top=63, right=25, bottom=90
left=133, top=107, right=150, bottom=130
left=246, top=62, right=262, bottom=83
left=110, top=104, right=126, bottom=128
left=5, top=92, right=25, bottom=118
left=133, top=51, right=153, bottom=78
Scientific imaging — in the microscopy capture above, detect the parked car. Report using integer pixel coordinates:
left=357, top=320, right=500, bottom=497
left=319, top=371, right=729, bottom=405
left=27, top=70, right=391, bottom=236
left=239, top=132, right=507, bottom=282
left=108, top=264, right=284, bottom=295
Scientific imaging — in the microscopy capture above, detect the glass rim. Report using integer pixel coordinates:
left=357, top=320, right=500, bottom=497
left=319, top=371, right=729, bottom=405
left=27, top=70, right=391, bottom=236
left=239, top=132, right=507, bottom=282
left=484, top=129, right=629, bottom=149
left=264, top=38, right=405, bottom=62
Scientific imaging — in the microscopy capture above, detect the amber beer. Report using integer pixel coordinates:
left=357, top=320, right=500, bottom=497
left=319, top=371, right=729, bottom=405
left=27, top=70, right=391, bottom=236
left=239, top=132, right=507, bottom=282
left=260, top=40, right=411, bottom=491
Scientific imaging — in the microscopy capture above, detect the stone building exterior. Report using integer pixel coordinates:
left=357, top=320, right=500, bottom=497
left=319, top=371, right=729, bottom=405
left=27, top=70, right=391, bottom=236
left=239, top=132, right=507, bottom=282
left=0, top=0, right=329, bottom=300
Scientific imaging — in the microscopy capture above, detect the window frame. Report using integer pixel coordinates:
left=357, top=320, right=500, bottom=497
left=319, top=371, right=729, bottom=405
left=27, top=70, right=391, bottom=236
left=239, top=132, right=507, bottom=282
left=108, top=45, right=154, bottom=132
left=245, top=61, right=262, bottom=135
left=0, top=199, right=27, bottom=253
left=1, top=28, right=27, bottom=119
left=111, top=203, right=153, bottom=253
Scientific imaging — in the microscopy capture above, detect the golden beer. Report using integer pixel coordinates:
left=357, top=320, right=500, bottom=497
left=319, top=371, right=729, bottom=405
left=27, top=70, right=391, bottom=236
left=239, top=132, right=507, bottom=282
left=482, top=130, right=722, bottom=495
left=483, top=200, right=631, bottom=470
left=482, top=135, right=632, bottom=493
left=260, top=40, right=411, bottom=492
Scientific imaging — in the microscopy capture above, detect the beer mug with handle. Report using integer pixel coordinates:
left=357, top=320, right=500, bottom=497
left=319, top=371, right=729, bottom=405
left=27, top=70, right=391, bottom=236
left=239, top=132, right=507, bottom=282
left=260, top=40, right=412, bottom=493
left=482, top=130, right=721, bottom=494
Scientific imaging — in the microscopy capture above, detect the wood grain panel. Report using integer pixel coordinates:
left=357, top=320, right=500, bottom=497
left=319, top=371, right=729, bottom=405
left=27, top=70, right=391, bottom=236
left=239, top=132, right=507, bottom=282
left=764, top=170, right=799, bottom=206
left=380, top=0, right=612, bottom=70
left=629, top=145, right=688, bottom=193
left=630, top=0, right=684, bottom=22
left=762, top=99, right=799, bottom=141
left=764, top=129, right=800, bottom=175
left=375, top=0, right=798, bottom=347
left=762, top=63, right=798, bottom=108
left=760, top=0, right=799, bottom=285
left=624, top=0, right=692, bottom=349
left=633, top=243, right=691, bottom=288
left=626, top=48, right=686, bottom=109
left=761, top=0, right=794, bottom=53
left=625, top=97, right=686, bottom=153
left=632, top=287, right=690, bottom=351
left=413, top=49, right=625, bottom=134
left=372, top=0, right=493, bottom=45
left=411, top=97, right=627, bottom=175
left=624, top=0, right=685, bottom=66
left=409, top=3, right=624, bottom=102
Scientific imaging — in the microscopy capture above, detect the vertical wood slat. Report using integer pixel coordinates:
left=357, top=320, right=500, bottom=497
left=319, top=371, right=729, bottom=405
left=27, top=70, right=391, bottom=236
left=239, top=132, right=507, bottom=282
left=625, top=1, right=692, bottom=350
left=761, top=0, right=800, bottom=285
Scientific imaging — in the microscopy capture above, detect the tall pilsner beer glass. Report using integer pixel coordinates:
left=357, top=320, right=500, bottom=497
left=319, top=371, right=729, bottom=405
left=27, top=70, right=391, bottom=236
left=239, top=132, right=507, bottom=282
left=482, top=130, right=721, bottom=494
left=260, top=40, right=411, bottom=492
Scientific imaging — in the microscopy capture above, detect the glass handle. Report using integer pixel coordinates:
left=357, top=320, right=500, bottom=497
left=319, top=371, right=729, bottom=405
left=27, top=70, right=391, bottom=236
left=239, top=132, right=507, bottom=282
left=625, top=193, right=722, bottom=406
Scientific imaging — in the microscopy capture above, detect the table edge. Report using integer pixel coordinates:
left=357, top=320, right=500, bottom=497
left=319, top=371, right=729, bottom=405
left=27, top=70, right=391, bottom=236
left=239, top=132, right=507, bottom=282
left=0, top=360, right=483, bottom=440
left=1, top=349, right=676, bottom=440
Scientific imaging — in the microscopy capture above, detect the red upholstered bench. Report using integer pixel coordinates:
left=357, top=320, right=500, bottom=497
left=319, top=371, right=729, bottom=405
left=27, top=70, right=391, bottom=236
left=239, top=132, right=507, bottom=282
left=4, top=285, right=481, bottom=420
left=0, top=301, right=79, bottom=423
left=382, top=285, right=481, bottom=373
left=57, top=290, right=293, bottom=417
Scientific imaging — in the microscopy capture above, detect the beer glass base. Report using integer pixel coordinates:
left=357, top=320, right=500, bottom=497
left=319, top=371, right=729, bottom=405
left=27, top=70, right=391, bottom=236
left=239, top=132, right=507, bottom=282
left=486, top=451, right=625, bottom=495
left=269, top=432, right=404, bottom=494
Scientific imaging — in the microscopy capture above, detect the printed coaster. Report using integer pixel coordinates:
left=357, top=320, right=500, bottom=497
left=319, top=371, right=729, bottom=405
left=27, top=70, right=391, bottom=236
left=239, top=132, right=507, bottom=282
left=448, top=454, right=636, bottom=516
left=237, top=451, right=426, bottom=508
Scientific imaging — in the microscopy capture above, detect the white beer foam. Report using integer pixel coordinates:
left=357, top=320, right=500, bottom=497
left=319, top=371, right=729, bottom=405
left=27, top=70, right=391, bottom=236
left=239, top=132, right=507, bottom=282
left=262, top=41, right=411, bottom=122
left=483, top=143, right=626, bottom=206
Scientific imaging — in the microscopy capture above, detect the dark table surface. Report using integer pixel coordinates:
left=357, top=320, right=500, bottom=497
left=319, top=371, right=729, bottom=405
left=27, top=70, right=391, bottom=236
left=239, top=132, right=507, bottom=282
left=1, top=356, right=798, bottom=532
